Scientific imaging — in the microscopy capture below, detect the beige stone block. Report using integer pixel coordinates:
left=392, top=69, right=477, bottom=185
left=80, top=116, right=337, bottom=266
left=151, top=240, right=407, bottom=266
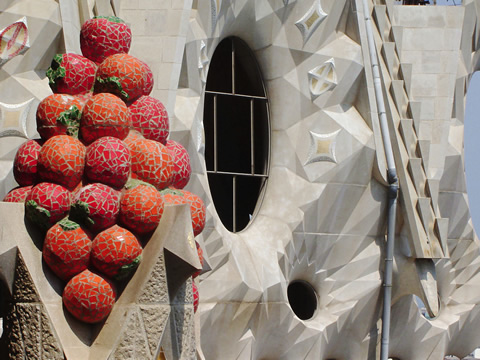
left=402, top=28, right=445, bottom=51
left=120, top=0, right=139, bottom=10
left=411, top=74, right=437, bottom=97
left=138, top=0, right=171, bottom=9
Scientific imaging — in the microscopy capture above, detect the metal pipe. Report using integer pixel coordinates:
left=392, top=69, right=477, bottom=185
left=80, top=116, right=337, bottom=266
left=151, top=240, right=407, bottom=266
left=361, top=0, right=399, bottom=359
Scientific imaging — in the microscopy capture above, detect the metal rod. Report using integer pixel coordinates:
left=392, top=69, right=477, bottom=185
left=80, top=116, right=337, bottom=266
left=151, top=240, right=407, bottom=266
left=205, top=90, right=267, bottom=100
left=250, top=99, right=255, bottom=175
left=232, top=175, right=237, bottom=232
left=206, top=170, right=268, bottom=178
left=214, top=94, right=218, bottom=172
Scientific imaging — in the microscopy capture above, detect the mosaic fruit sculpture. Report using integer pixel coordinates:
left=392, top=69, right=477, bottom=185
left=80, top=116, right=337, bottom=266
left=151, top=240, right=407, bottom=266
left=46, top=53, right=97, bottom=95
left=37, top=135, right=86, bottom=191
left=166, top=140, right=191, bottom=189
left=63, top=269, right=116, bottom=323
left=130, top=138, right=173, bottom=190
left=84, top=136, right=131, bottom=189
left=129, top=95, right=169, bottom=144
left=36, top=94, right=82, bottom=139
left=80, top=16, right=132, bottom=65
left=13, top=139, right=41, bottom=186
left=119, top=182, right=164, bottom=235
left=70, top=183, right=121, bottom=233
left=43, top=219, right=92, bottom=281
left=25, top=182, right=71, bottom=230
left=193, top=279, right=199, bottom=313
left=3, top=186, right=32, bottom=203
left=94, top=53, right=147, bottom=102
left=141, top=60, right=154, bottom=96
left=80, top=93, right=130, bottom=144
left=162, top=188, right=206, bottom=236
left=91, top=225, right=142, bottom=279
left=123, top=129, right=144, bottom=151
left=192, top=241, right=204, bottom=279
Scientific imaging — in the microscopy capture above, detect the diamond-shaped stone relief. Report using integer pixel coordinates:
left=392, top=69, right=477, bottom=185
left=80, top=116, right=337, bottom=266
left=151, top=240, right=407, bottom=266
left=304, top=129, right=340, bottom=165
left=0, top=98, right=35, bottom=139
left=0, top=17, right=30, bottom=67
left=295, top=0, right=327, bottom=45
left=308, top=58, right=337, bottom=99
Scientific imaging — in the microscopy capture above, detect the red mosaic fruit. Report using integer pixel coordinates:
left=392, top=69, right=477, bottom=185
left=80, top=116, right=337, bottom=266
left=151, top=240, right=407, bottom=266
left=13, top=139, right=42, bottom=186
left=25, top=182, right=71, bottom=230
left=94, top=53, right=147, bottom=102
left=80, top=93, right=130, bottom=144
left=119, top=182, right=164, bottom=235
left=70, top=183, right=121, bottom=233
left=166, top=140, right=191, bottom=189
left=162, top=188, right=206, bottom=236
left=2, top=185, right=32, bottom=203
left=192, top=241, right=204, bottom=279
left=80, top=16, right=132, bottom=65
left=130, top=138, right=173, bottom=190
left=192, top=279, right=199, bottom=313
left=46, top=53, right=97, bottom=95
left=141, top=61, right=154, bottom=96
left=84, top=137, right=131, bottom=189
left=123, top=129, right=144, bottom=152
left=36, top=94, right=82, bottom=139
left=129, top=96, right=169, bottom=144
left=91, top=225, right=142, bottom=279
left=43, top=218, right=92, bottom=281
left=37, top=135, right=86, bottom=190
left=63, top=269, right=116, bottom=323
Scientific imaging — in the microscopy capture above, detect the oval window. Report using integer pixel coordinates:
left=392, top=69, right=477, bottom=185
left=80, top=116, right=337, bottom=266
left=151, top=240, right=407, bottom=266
left=203, top=37, right=270, bottom=232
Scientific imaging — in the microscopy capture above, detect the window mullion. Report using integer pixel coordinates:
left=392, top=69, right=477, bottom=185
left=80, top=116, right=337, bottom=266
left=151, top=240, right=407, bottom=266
left=232, top=175, right=237, bottom=232
left=250, top=99, right=255, bottom=175
left=213, top=94, right=218, bottom=172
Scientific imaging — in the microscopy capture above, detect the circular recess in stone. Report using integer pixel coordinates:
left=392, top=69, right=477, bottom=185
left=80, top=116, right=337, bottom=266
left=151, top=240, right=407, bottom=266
left=287, top=280, right=318, bottom=320
left=203, top=36, right=270, bottom=233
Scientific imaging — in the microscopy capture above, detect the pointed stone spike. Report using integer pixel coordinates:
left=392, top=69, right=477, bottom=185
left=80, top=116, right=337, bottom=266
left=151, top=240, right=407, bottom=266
left=399, top=63, right=413, bottom=97
left=373, top=5, right=388, bottom=41
left=408, top=101, right=422, bottom=133
left=399, top=119, right=418, bottom=157
left=391, top=26, right=404, bottom=50
left=381, top=42, right=396, bottom=75
left=407, top=158, right=426, bottom=197
left=390, top=80, right=408, bottom=117
left=434, top=218, right=450, bottom=257
left=417, top=139, right=431, bottom=171
left=416, top=197, right=433, bottom=237
left=425, top=178, right=440, bottom=211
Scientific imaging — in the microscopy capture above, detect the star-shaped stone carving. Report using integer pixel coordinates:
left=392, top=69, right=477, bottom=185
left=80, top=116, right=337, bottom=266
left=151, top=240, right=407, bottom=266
left=308, top=58, right=337, bottom=99
left=0, top=17, right=30, bottom=67
left=198, top=40, right=209, bottom=84
left=304, top=129, right=341, bottom=165
left=295, top=0, right=327, bottom=45
left=0, top=98, right=35, bottom=139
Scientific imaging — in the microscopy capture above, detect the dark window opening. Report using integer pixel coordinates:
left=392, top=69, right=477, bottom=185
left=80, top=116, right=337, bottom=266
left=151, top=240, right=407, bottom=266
left=204, top=37, right=270, bottom=232
left=287, top=281, right=318, bottom=321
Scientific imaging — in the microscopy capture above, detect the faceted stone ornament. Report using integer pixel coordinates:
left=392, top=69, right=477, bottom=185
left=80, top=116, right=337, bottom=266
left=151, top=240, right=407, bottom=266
left=130, top=138, right=173, bottom=190
left=80, top=93, right=130, bottom=144
left=36, top=94, right=82, bottom=139
left=80, top=16, right=132, bottom=65
left=166, top=140, right=191, bottom=189
left=70, top=183, right=121, bottom=233
left=2, top=185, right=32, bottom=203
left=161, top=188, right=206, bottom=236
left=91, top=224, right=142, bottom=280
left=192, top=279, right=199, bottom=313
left=129, top=96, right=169, bottom=144
left=46, top=53, right=97, bottom=95
left=43, top=219, right=92, bottom=281
left=25, top=182, right=71, bottom=230
left=119, top=182, right=164, bottom=235
left=0, top=17, right=30, bottom=66
left=63, top=269, right=116, bottom=323
left=13, top=139, right=42, bottom=186
left=94, top=53, right=147, bottom=103
left=37, top=135, right=86, bottom=190
left=84, top=136, right=131, bottom=189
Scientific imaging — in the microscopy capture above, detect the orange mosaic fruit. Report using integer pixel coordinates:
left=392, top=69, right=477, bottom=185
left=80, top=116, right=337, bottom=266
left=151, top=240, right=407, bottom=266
left=141, top=60, right=154, bottom=96
left=166, top=140, right=191, bottom=189
left=70, top=183, right=121, bottom=233
left=129, top=96, right=169, bottom=144
left=46, top=53, right=97, bottom=95
left=94, top=53, right=147, bottom=102
left=63, top=269, right=116, bottom=323
left=119, top=182, right=164, bottom=235
left=80, top=93, right=130, bottom=144
left=192, top=241, right=204, bottom=279
left=37, top=135, right=86, bottom=191
left=25, top=182, right=71, bottom=230
left=161, top=188, right=206, bottom=236
left=36, top=94, right=82, bottom=140
left=80, top=16, right=132, bottom=64
left=13, top=139, right=42, bottom=186
left=43, top=218, right=92, bottom=281
left=130, top=138, right=173, bottom=190
left=84, top=137, right=131, bottom=189
left=2, top=185, right=33, bottom=203
left=91, top=225, right=142, bottom=280
left=123, top=129, right=144, bottom=152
